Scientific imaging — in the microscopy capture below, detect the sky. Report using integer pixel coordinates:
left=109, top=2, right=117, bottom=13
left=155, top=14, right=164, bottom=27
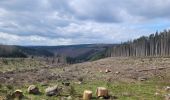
left=0, top=0, right=170, bottom=46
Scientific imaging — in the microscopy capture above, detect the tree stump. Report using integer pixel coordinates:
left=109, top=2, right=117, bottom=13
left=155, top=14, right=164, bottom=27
left=28, top=85, right=40, bottom=94
left=83, top=90, right=92, bottom=100
left=96, top=87, right=108, bottom=97
left=12, top=89, right=23, bottom=99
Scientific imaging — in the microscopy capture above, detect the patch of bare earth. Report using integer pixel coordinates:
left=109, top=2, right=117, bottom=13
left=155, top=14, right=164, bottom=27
left=1, top=57, right=170, bottom=85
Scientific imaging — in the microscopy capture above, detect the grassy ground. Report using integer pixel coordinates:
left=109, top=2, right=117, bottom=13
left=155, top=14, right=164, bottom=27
left=0, top=58, right=47, bottom=72
left=1, top=57, right=170, bottom=99
left=0, top=77, right=169, bottom=100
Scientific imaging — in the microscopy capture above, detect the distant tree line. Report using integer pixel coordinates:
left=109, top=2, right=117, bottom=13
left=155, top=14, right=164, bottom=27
left=108, top=30, right=170, bottom=57
left=0, top=45, right=27, bottom=58
left=66, top=48, right=109, bottom=64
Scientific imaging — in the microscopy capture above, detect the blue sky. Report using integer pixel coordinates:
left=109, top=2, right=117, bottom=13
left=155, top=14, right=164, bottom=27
left=0, top=0, right=170, bottom=46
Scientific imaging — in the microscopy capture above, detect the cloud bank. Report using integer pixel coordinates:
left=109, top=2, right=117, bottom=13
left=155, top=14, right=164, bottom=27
left=0, top=0, right=170, bottom=45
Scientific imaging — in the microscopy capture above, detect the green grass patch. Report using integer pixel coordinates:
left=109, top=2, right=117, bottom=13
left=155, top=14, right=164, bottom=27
left=0, top=78, right=169, bottom=100
left=0, top=58, right=47, bottom=72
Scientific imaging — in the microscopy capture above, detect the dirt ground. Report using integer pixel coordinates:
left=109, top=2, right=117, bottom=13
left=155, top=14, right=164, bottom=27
left=1, top=57, right=170, bottom=85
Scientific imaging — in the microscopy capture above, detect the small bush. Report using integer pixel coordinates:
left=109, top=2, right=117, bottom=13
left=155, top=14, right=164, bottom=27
left=6, top=85, right=14, bottom=90
left=2, top=59, right=8, bottom=65
left=78, top=77, right=84, bottom=82
left=68, top=86, right=76, bottom=96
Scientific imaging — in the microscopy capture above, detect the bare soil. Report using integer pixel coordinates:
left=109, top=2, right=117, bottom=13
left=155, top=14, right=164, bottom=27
left=1, top=57, right=170, bottom=85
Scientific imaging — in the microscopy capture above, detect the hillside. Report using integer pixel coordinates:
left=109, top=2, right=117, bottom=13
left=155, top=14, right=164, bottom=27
left=108, top=30, right=170, bottom=57
left=29, top=44, right=108, bottom=57
left=2, top=57, right=170, bottom=83
left=0, top=45, right=27, bottom=58
left=2, top=30, right=170, bottom=62
left=0, top=44, right=114, bottom=64
left=0, top=45, right=54, bottom=57
left=0, top=57, right=170, bottom=99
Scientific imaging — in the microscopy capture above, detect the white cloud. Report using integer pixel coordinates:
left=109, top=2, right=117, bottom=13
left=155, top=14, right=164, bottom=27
left=0, top=32, right=73, bottom=45
left=0, top=0, right=170, bottom=45
left=0, top=8, right=8, bottom=17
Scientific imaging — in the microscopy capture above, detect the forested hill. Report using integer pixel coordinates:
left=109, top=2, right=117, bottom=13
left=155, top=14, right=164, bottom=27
left=108, top=30, right=170, bottom=57
left=1, top=29, right=170, bottom=61
left=0, top=44, right=113, bottom=63
left=0, top=45, right=54, bottom=57
left=0, top=45, right=27, bottom=57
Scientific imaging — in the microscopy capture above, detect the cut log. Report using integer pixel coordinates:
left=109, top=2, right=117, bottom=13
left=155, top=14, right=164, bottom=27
left=96, top=87, right=108, bottom=97
left=83, top=90, right=92, bottom=100
left=45, top=85, right=62, bottom=96
left=28, top=85, right=40, bottom=94
left=165, top=86, right=170, bottom=91
left=105, top=69, right=111, bottom=73
left=137, top=67, right=169, bottom=72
